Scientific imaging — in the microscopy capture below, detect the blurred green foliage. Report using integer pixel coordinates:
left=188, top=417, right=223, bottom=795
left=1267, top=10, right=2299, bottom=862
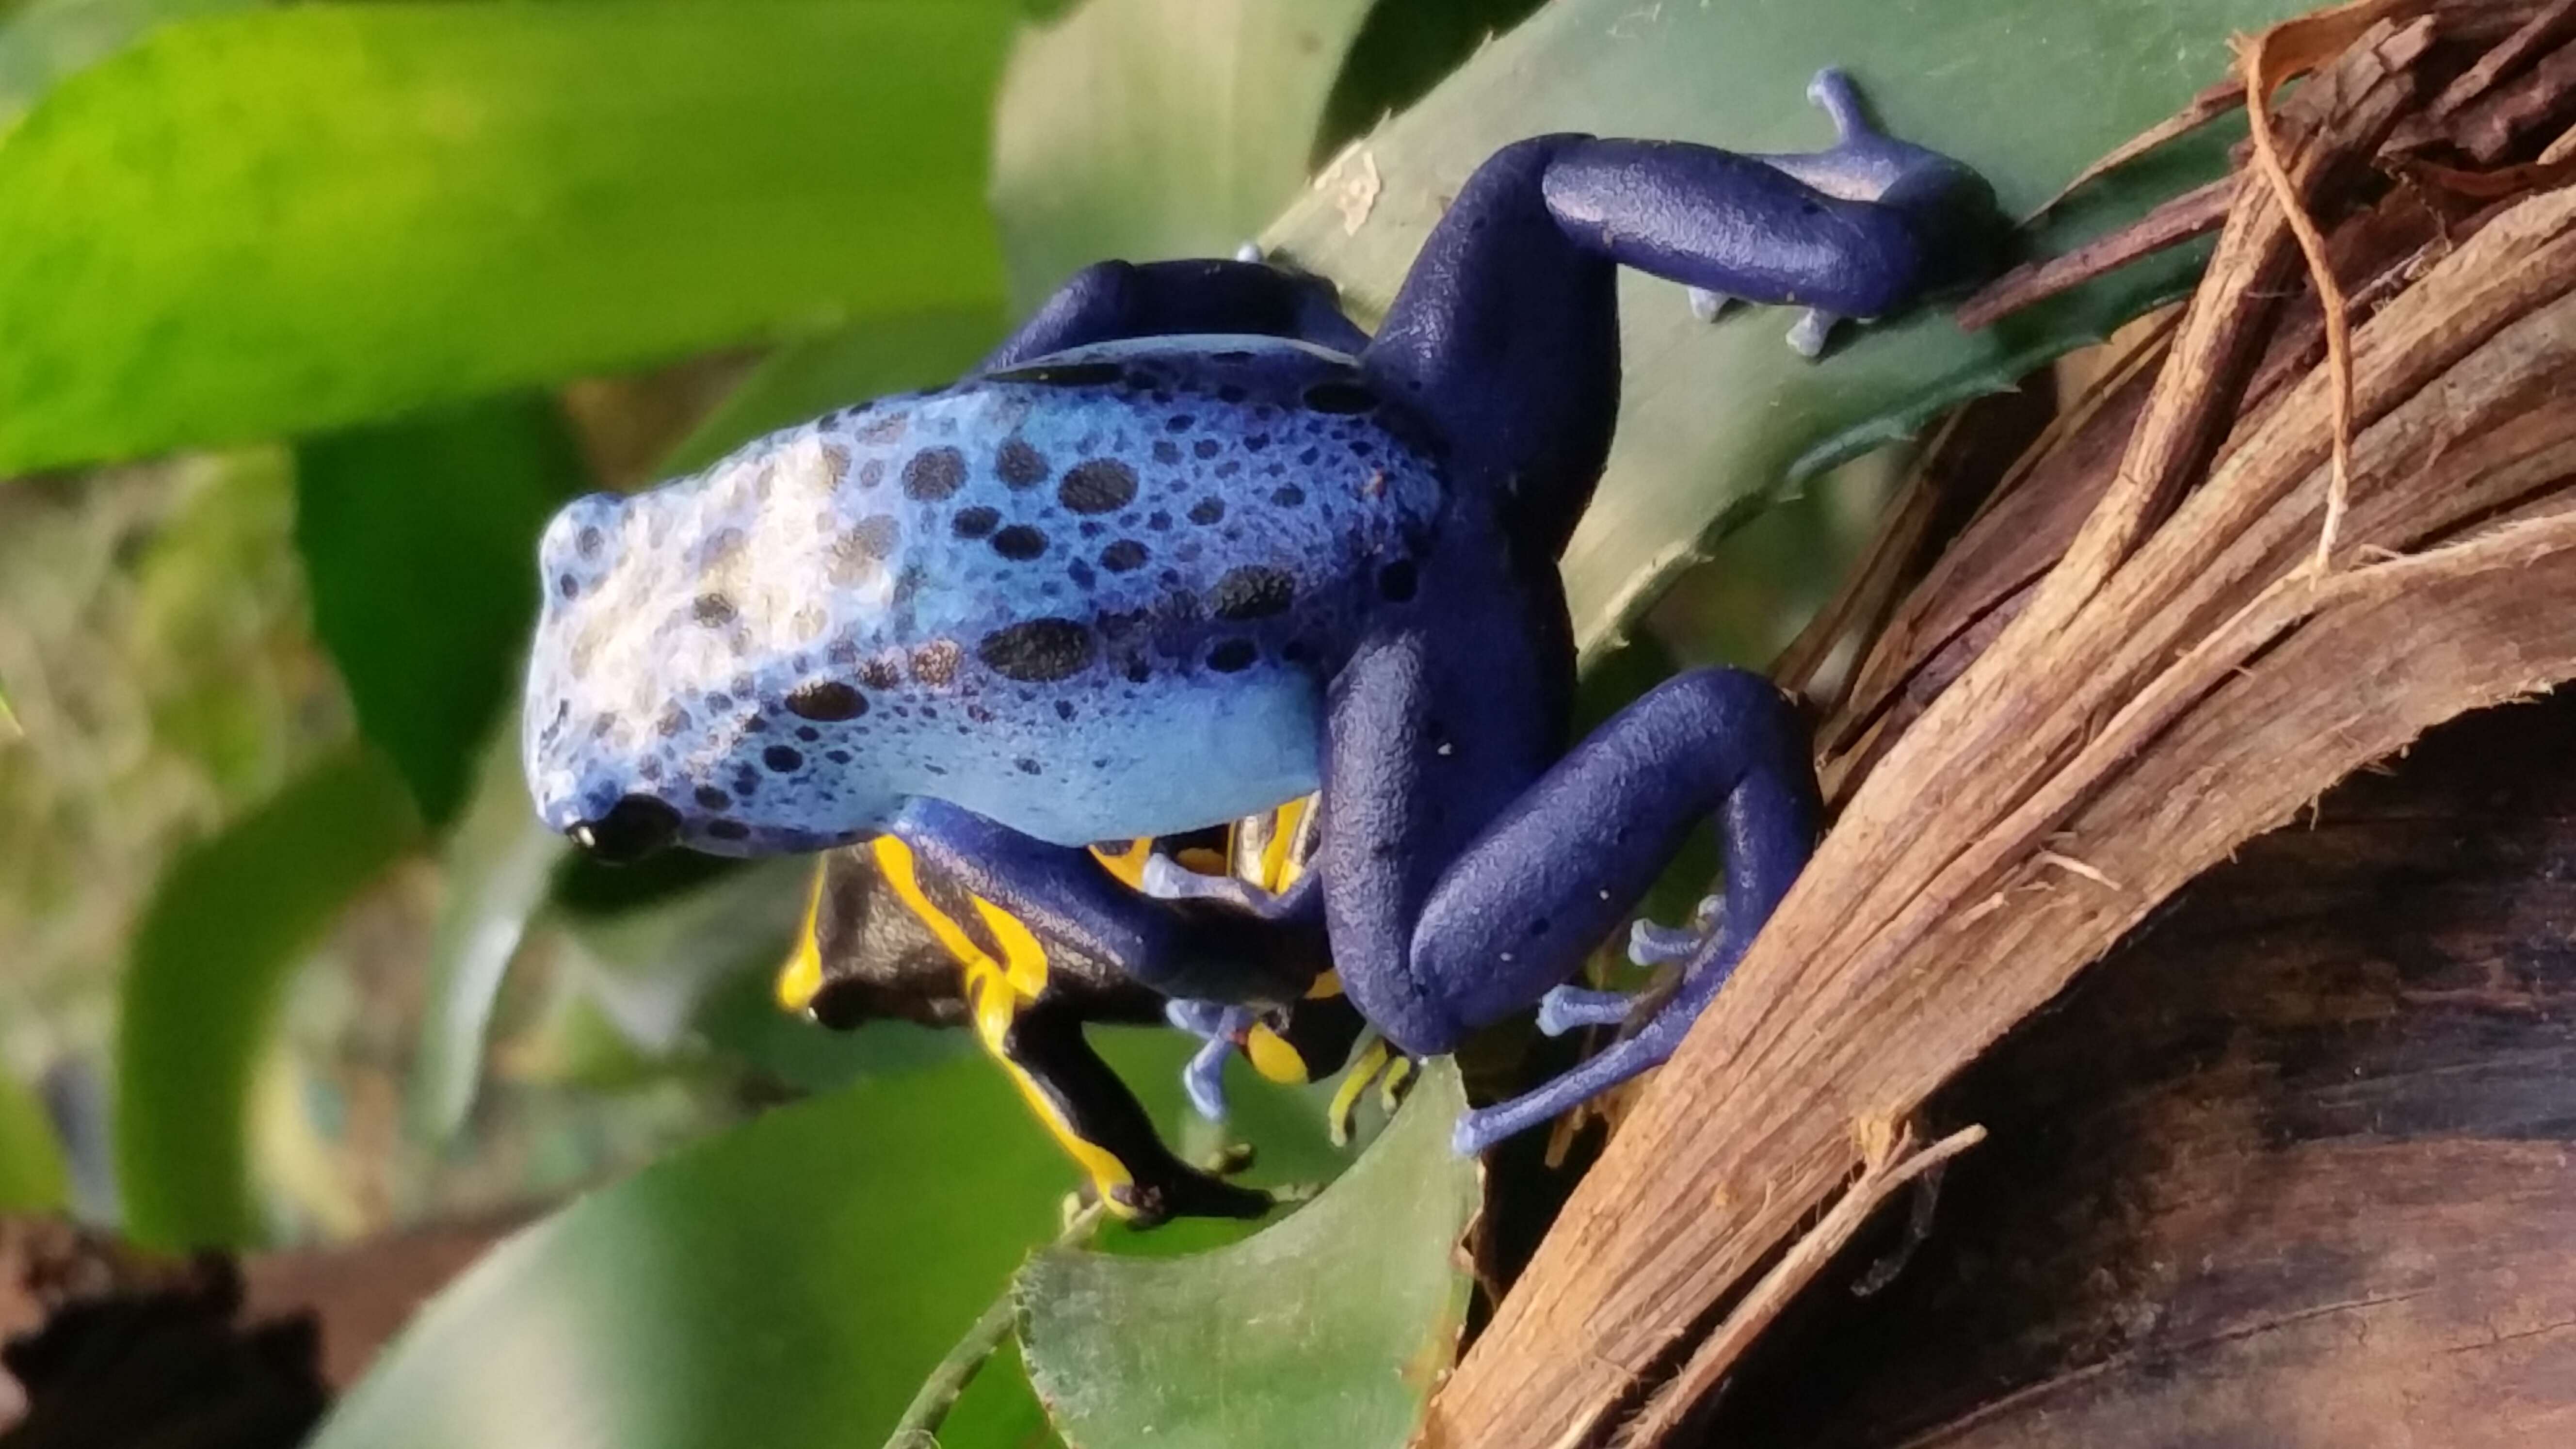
left=0, top=0, right=2306, bottom=1441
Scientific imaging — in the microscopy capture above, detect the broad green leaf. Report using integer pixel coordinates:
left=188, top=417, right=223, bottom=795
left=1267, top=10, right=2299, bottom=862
left=410, top=719, right=566, bottom=1142
left=296, top=395, right=583, bottom=827
left=314, top=1033, right=1352, bottom=1449
left=1262, top=0, right=2298, bottom=653
left=989, top=0, right=1385, bottom=314
left=659, top=306, right=1003, bottom=478
left=0, top=2, right=1014, bottom=473
left=0, top=1066, right=68, bottom=1213
left=0, top=0, right=252, bottom=134
left=1019, top=1060, right=1473, bottom=1449
left=116, top=748, right=419, bottom=1248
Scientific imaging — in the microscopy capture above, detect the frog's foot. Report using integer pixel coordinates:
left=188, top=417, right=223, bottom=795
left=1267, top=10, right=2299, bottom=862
left=1453, top=904, right=1758, bottom=1157
left=1166, top=998, right=1258, bottom=1121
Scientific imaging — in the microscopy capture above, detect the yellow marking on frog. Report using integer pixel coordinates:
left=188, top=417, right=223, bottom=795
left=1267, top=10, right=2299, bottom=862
left=1088, top=837, right=1154, bottom=890
left=774, top=862, right=829, bottom=1012
left=1173, top=846, right=1228, bottom=875
left=1305, top=968, right=1342, bottom=1001
left=872, top=836, right=1136, bottom=1216
left=1328, top=1037, right=1396, bottom=1148
left=1244, top=1024, right=1310, bottom=1084
left=1258, top=796, right=1312, bottom=891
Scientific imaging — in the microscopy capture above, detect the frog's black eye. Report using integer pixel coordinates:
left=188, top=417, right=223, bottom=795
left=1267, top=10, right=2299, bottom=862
left=567, top=794, right=683, bottom=864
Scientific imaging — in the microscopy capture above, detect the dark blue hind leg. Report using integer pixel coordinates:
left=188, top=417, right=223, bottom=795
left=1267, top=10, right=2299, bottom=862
left=1319, top=663, right=1820, bottom=1154
left=981, top=258, right=1368, bottom=370
left=1361, top=68, right=2001, bottom=550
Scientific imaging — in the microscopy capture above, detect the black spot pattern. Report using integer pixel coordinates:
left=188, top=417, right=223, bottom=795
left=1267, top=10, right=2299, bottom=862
left=692, top=594, right=737, bottom=626
left=763, top=745, right=805, bottom=773
left=1303, top=380, right=1377, bottom=413
left=1015, top=757, right=1044, bottom=775
left=996, top=438, right=1049, bottom=487
left=979, top=619, right=1094, bottom=682
left=1271, top=485, right=1305, bottom=507
left=1153, top=440, right=1181, bottom=465
left=861, top=655, right=903, bottom=690
left=1209, top=566, right=1296, bottom=621
left=1188, top=498, right=1225, bottom=526
left=707, top=820, right=751, bottom=841
left=1100, top=539, right=1148, bottom=573
left=902, top=447, right=966, bottom=500
left=992, top=525, right=1048, bottom=561
left=1059, top=459, right=1138, bottom=514
left=1207, top=640, right=1258, bottom=672
left=952, top=506, right=999, bottom=539
left=846, top=516, right=900, bottom=559
left=694, top=786, right=731, bottom=810
left=786, top=681, right=866, bottom=722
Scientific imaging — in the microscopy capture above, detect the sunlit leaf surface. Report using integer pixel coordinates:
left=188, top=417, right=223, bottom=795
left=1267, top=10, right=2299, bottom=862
left=312, top=1035, right=1356, bottom=1449
left=1018, top=1062, right=1474, bottom=1449
left=0, top=2, right=1014, bottom=472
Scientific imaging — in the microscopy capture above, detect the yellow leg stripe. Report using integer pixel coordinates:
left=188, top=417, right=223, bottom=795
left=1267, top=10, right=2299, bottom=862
left=1328, top=1038, right=1394, bottom=1149
left=1087, top=838, right=1154, bottom=890
left=774, top=861, right=830, bottom=1012
left=874, top=837, right=1128, bottom=1209
left=1260, top=796, right=1311, bottom=892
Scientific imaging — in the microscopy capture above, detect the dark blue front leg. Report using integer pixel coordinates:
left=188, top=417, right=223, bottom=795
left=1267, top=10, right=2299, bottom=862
left=982, top=258, right=1368, bottom=371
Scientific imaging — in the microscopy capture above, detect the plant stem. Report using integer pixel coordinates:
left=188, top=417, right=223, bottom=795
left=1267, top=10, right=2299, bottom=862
left=881, top=1200, right=1108, bottom=1449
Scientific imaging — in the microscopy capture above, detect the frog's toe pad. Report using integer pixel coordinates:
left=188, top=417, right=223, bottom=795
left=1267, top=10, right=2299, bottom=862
left=1537, top=985, right=1635, bottom=1036
left=1788, top=307, right=1842, bottom=358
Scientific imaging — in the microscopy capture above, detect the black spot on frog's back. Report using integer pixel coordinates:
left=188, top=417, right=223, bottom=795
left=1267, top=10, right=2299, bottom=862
left=978, top=619, right=1095, bottom=683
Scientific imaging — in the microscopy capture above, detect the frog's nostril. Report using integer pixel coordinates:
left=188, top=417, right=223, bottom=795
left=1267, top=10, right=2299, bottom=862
left=567, top=794, right=683, bottom=864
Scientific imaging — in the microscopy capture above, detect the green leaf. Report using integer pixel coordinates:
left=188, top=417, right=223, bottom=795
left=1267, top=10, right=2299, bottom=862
left=0, top=1066, right=68, bottom=1213
left=312, top=1037, right=1339, bottom=1449
left=0, top=0, right=253, bottom=136
left=989, top=0, right=1385, bottom=314
left=1018, top=1061, right=1473, bottom=1449
left=410, top=719, right=567, bottom=1142
left=659, top=307, right=1003, bottom=478
left=1262, top=0, right=2299, bottom=652
left=116, top=748, right=419, bottom=1248
left=296, top=395, right=584, bottom=827
left=0, top=2, right=1014, bottom=473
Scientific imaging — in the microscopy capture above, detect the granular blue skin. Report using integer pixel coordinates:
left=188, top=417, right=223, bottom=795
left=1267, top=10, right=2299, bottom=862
left=525, top=337, right=1442, bottom=853
left=523, top=72, right=2007, bottom=1155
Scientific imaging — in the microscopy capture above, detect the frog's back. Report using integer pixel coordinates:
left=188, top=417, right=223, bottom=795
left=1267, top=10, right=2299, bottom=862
left=527, top=336, right=1447, bottom=850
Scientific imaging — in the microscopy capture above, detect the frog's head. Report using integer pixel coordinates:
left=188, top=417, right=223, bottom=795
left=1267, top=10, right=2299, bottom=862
left=521, top=436, right=908, bottom=862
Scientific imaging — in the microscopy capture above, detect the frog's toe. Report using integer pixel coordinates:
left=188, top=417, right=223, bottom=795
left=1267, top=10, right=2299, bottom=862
left=1686, top=286, right=1739, bottom=323
left=1807, top=65, right=1871, bottom=140
left=1788, top=306, right=1843, bottom=358
left=1536, top=984, right=1635, bottom=1036
left=1183, top=1033, right=1236, bottom=1121
left=1626, top=893, right=1726, bottom=967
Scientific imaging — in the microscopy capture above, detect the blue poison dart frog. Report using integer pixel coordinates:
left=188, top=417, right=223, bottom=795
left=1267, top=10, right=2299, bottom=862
left=524, top=71, right=2005, bottom=1154
left=774, top=797, right=1406, bottom=1225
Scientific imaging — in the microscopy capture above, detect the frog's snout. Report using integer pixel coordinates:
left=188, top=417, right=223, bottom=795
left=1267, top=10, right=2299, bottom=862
left=564, top=793, right=683, bottom=865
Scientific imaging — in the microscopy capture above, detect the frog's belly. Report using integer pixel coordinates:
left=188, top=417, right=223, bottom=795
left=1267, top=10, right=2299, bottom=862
left=926, top=668, right=1324, bottom=848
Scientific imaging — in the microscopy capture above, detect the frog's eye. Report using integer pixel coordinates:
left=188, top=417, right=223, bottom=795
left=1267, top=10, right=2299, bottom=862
left=567, top=794, right=683, bottom=864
